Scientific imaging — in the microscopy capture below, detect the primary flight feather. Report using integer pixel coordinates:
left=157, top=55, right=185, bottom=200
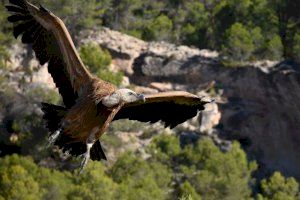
left=6, top=0, right=208, bottom=172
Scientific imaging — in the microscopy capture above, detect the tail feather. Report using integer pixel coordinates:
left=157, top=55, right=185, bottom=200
left=90, top=140, right=107, bottom=161
left=41, top=102, right=107, bottom=161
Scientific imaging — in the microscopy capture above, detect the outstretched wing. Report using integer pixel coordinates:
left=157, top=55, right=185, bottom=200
left=114, top=91, right=209, bottom=128
left=6, top=0, right=93, bottom=108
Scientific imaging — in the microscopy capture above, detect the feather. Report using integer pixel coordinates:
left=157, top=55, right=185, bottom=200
left=6, top=0, right=93, bottom=109
left=9, top=0, right=27, bottom=8
left=7, top=14, right=31, bottom=22
left=5, top=5, right=27, bottom=14
left=12, top=20, right=35, bottom=38
left=39, top=4, right=51, bottom=13
left=114, top=91, right=207, bottom=128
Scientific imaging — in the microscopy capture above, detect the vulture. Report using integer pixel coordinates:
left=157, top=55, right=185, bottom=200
left=6, top=0, right=209, bottom=172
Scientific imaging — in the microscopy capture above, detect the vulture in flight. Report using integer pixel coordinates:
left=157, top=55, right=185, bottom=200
left=6, top=0, right=209, bottom=172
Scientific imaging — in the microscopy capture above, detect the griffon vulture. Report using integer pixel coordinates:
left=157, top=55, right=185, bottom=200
left=6, top=0, right=209, bottom=172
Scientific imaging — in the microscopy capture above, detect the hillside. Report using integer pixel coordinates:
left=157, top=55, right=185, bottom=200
left=1, top=27, right=299, bottom=179
left=1, top=27, right=300, bottom=199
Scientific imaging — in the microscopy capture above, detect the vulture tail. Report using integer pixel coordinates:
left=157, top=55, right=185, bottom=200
left=90, top=140, right=107, bottom=161
left=41, top=102, right=107, bottom=161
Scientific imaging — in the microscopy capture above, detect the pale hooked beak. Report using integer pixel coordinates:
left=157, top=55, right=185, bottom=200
left=138, top=94, right=146, bottom=102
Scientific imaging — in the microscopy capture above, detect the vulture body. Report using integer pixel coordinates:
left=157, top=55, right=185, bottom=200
left=6, top=0, right=208, bottom=171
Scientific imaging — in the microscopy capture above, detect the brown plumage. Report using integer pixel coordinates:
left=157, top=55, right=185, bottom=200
left=6, top=0, right=209, bottom=170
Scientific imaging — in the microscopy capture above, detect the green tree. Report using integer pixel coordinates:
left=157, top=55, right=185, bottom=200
left=200, top=0, right=229, bottom=49
left=108, top=0, right=142, bottom=32
left=293, top=32, right=300, bottom=62
left=181, top=2, right=208, bottom=47
left=251, top=27, right=264, bottom=58
left=257, top=172, right=300, bottom=200
left=180, top=139, right=256, bottom=200
left=226, top=0, right=252, bottom=22
left=38, top=0, right=111, bottom=40
left=148, top=135, right=256, bottom=199
left=147, top=132, right=181, bottom=166
left=142, top=14, right=173, bottom=41
left=264, top=35, right=283, bottom=60
left=0, top=155, right=42, bottom=200
left=0, top=154, right=118, bottom=200
left=0, top=3, right=13, bottom=69
left=222, top=23, right=254, bottom=61
left=268, top=0, right=300, bottom=58
left=110, top=152, right=172, bottom=200
left=178, top=181, right=202, bottom=200
left=79, top=42, right=123, bottom=86
left=68, top=162, right=118, bottom=200
left=249, top=0, right=275, bottom=34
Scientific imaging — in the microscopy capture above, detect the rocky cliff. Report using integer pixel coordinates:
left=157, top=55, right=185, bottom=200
left=80, top=28, right=300, bottom=179
left=2, top=27, right=300, bottom=179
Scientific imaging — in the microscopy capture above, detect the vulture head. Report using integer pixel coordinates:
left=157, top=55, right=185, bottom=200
left=102, top=89, right=145, bottom=107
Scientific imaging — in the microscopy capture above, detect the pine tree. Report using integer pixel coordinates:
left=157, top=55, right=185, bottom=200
left=222, top=23, right=254, bottom=61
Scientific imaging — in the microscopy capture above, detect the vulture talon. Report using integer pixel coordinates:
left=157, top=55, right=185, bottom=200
left=79, top=133, right=95, bottom=174
left=79, top=143, right=92, bottom=174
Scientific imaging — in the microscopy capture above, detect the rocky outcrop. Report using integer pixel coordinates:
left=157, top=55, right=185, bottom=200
left=200, top=102, right=221, bottom=135
left=132, top=55, right=300, bottom=178
left=132, top=56, right=300, bottom=179
left=79, top=27, right=218, bottom=75
left=84, top=28, right=300, bottom=179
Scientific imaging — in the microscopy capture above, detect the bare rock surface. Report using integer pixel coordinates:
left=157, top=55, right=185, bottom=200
left=79, top=27, right=218, bottom=75
left=131, top=53, right=300, bottom=179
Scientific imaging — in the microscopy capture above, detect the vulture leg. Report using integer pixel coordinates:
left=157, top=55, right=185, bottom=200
left=47, top=129, right=61, bottom=147
left=79, top=132, right=95, bottom=174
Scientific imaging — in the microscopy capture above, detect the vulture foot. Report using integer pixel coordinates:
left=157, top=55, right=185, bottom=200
left=79, top=133, right=95, bottom=174
left=47, top=129, right=61, bottom=147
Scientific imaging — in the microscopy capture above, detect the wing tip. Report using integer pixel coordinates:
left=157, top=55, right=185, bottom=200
left=8, top=0, right=27, bottom=8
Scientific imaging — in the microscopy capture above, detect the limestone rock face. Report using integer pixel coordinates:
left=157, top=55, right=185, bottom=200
left=132, top=53, right=300, bottom=179
left=80, top=28, right=147, bottom=74
left=149, top=82, right=173, bottom=91
left=79, top=27, right=218, bottom=75
left=31, top=65, right=56, bottom=89
left=200, top=102, right=221, bottom=135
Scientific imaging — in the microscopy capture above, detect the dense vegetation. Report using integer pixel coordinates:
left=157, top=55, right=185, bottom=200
left=2, top=0, right=300, bottom=62
left=0, top=135, right=299, bottom=200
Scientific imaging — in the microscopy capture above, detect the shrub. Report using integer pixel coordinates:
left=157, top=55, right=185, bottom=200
left=251, top=26, right=264, bottom=59
left=79, top=42, right=112, bottom=73
left=148, top=135, right=257, bottom=199
left=109, top=152, right=172, bottom=200
left=257, top=172, right=300, bottom=200
left=264, top=35, right=283, bottom=60
left=142, top=14, right=173, bottom=41
left=222, top=23, right=254, bottom=61
left=79, top=42, right=123, bottom=86
left=178, top=181, right=202, bottom=200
